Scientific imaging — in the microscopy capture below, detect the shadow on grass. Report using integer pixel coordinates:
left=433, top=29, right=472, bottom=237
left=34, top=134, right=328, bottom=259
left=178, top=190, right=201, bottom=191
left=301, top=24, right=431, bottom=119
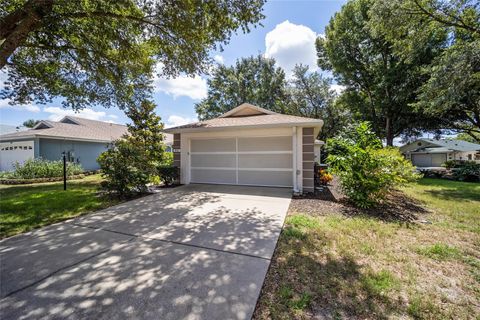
left=416, top=178, right=480, bottom=202
left=255, top=246, right=405, bottom=319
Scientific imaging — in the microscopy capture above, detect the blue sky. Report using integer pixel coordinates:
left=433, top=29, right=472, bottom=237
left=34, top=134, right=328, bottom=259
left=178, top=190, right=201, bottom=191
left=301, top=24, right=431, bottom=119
left=0, top=0, right=347, bottom=128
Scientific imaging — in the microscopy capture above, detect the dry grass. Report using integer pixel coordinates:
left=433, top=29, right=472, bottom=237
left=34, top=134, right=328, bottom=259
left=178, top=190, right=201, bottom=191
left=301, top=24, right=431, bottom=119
left=254, top=178, right=480, bottom=319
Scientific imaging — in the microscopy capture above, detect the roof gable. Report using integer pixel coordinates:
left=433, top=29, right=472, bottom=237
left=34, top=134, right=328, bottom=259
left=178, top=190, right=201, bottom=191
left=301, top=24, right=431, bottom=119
left=59, top=116, right=81, bottom=125
left=32, top=121, right=54, bottom=130
left=219, top=103, right=276, bottom=118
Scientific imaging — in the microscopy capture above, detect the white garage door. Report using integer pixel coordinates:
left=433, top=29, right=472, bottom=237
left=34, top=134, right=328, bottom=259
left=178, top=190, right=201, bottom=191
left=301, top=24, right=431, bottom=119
left=411, top=154, right=431, bottom=167
left=0, top=141, right=35, bottom=171
left=190, top=136, right=293, bottom=187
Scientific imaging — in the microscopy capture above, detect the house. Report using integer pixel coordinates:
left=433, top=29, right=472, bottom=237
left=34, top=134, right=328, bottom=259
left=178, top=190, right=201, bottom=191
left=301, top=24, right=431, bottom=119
left=164, top=103, right=324, bottom=193
left=0, top=116, right=127, bottom=171
left=400, top=138, right=480, bottom=167
left=314, top=139, right=325, bottom=164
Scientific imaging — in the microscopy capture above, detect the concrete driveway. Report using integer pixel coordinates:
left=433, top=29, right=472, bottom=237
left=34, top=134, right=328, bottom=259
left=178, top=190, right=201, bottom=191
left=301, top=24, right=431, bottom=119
left=0, top=184, right=291, bottom=320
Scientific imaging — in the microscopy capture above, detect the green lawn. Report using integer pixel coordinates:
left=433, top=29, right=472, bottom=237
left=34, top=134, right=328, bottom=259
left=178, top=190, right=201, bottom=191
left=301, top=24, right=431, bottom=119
left=0, top=174, right=120, bottom=238
left=254, top=178, right=480, bottom=319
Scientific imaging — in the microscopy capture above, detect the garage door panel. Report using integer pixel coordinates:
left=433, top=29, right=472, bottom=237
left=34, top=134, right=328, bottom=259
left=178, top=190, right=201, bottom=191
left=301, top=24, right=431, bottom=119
left=191, top=154, right=235, bottom=168
left=238, top=136, right=291, bottom=152
left=431, top=154, right=446, bottom=166
left=412, top=154, right=430, bottom=167
left=238, top=154, right=292, bottom=169
left=238, top=170, right=292, bottom=187
left=191, top=138, right=236, bottom=152
left=191, top=169, right=236, bottom=184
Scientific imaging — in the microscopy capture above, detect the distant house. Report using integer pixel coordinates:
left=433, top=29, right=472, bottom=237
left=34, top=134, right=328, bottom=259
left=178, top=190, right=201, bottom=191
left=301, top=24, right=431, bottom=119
left=400, top=138, right=480, bottom=167
left=0, top=116, right=127, bottom=171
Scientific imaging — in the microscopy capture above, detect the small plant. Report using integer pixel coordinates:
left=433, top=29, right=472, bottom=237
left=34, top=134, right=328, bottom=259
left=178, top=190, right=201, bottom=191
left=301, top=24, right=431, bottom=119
left=9, top=158, right=83, bottom=179
left=318, top=169, right=333, bottom=185
left=326, top=122, right=420, bottom=208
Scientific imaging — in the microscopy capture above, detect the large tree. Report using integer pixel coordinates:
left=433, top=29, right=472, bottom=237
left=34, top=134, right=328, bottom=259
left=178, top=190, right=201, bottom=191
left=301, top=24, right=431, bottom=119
left=0, top=0, right=265, bottom=110
left=371, top=0, right=480, bottom=140
left=316, top=0, right=444, bottom=145
left=195, top=55, right=289, bottom=120
left=288, top=64, right=349, bottom=140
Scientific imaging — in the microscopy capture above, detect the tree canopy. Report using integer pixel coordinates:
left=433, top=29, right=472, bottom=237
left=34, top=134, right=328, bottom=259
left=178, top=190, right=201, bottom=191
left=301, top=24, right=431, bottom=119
left=0, top=0, right=265, bottom=110
left=371, top=0, right=480, bottom=139
left=316, top=0, right=445, bottom=145
left=195, top=55, right=289, bottom=120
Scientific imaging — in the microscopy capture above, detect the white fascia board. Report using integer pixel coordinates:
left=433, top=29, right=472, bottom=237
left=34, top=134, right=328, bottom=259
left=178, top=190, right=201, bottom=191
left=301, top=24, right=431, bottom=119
left=165, top=121, right=323, bottom=134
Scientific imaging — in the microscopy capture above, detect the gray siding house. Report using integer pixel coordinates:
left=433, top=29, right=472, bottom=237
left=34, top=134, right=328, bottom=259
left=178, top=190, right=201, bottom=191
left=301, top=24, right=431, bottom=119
left=400, top=138, right=480, bottom=167
left=0, top=116, right=127, bottom=171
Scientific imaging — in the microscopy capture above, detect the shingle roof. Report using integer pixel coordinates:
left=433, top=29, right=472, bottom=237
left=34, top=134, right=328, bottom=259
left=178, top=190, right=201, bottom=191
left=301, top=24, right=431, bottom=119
left=420, top=138, right=480, bottom=152
left=164, top=103, right=323, bottom=133
left=0, top=116, right=127, bottom=142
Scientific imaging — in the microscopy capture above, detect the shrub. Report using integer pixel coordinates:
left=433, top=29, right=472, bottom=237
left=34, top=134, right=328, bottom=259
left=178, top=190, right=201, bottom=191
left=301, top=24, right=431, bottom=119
left=157, top=165, right=179, bottom=186
left=453, top=161, right=480, bottom=182
left=98, top=140, right=151, bottom=197
left=162, top=152, right=173, bottom=165
left=10, top=158, right=83, bottom=179
left=326, top=122, right=420, bottom=208
left=98, top=100, right=167, bottom=197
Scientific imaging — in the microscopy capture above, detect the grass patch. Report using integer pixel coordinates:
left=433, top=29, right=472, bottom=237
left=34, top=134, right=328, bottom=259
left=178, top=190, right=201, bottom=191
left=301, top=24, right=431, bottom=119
left=0, top=174, right=120, bottom=238
left=416, top=243, right=462, bottom=261
left=254, top=178, right=480, bottom=319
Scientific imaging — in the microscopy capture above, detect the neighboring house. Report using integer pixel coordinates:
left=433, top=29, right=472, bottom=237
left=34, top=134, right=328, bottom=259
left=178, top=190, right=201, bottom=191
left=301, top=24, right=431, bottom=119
left=400, top=138, right=480, bottom=167
left=314, top=139, right=324, bottom=164
left=164, top=133, right=173, bottom=152
left=0, top=116, right=127, bottom=171
left=164, top=103, right=324, bottom=193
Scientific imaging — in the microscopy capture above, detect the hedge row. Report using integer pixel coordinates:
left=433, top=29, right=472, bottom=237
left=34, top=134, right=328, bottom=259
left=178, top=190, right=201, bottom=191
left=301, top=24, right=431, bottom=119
left=0, top=171, right=99, bottom=185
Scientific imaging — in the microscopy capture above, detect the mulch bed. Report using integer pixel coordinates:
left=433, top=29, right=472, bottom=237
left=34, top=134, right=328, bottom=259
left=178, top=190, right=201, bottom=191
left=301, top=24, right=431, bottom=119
left=290, top=178, right=430, bottom=223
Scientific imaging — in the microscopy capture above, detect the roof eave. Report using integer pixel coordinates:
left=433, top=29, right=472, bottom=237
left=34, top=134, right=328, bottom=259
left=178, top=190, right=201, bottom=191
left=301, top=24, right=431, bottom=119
left=164, top=120, right=324, bottom=134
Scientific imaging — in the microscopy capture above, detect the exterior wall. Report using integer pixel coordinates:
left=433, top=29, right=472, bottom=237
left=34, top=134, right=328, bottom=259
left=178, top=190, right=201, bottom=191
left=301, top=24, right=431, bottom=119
left=302, top=128, right=315, bottom=193
left=314, top=144, right=321, bottom=163
left=38, top=138, right=109, bottom=171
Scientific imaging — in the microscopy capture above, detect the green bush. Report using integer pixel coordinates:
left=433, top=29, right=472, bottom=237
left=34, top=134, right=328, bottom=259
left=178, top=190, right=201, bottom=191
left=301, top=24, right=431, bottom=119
left=326, top=122, right=420, bottom=208
left=98, top=140, right=151, bottom=197
left=157, top=165, right=179, bottom=186
left=98, top=100, right=167, bottom=197
left=8, top=158, right=83, bottom=179
left=453, top=161, right=480, bottom=182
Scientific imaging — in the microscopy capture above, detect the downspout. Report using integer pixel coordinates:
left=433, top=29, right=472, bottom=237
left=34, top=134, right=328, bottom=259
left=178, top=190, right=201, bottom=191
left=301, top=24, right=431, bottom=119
left=292, top=126, right=298, bottom=193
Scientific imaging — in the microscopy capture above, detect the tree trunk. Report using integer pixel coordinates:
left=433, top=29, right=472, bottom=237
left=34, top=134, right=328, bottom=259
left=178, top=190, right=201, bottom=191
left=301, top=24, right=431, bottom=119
left=0, top=0, right=53, bottom=69
left=386, top=117, right=394, bottom=146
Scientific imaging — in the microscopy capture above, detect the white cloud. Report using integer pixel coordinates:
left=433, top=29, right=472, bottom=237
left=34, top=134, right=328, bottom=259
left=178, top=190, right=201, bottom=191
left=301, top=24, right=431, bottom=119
left=154, top=64, right=207, bottom=100
left=165, top=115, right=197, bottom=128
left=213, top=55, right=225, bottom=64
left=108, top=114, right=118, bottom=119
left=0, top=99, right=41, bottom=113
left=265, top=20, right=319, bottom=77
left=43, top=107, right=108, bottom=121
left=330, top=84, right=346, bottom=94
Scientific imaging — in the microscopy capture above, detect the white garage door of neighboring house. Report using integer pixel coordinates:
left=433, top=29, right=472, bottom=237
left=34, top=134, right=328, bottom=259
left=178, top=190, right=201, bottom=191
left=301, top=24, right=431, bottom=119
left=0, top=141, right=34, bottom=171
left=190, top=136, right=293, bottom=187
left=431, top=153, right=447, bottom=167
left=412, top=153, right=447, bottom=167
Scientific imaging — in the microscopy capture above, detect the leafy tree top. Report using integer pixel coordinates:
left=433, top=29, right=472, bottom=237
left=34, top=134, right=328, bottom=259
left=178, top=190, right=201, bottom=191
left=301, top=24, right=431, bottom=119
left=0, top=0, right=265, bottom=110
left=195, top=55, right=289, bottom=120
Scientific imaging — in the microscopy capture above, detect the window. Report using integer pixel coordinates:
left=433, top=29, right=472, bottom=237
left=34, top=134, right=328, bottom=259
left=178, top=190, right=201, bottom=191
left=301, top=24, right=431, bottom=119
left=468, top=154, right=472, bottom=160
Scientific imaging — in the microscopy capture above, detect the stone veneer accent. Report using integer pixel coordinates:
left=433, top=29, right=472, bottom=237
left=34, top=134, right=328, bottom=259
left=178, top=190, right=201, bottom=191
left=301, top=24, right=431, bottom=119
left=173, top=133, right=181, bottom=182
left=302, top=127, right=315, bottom=193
